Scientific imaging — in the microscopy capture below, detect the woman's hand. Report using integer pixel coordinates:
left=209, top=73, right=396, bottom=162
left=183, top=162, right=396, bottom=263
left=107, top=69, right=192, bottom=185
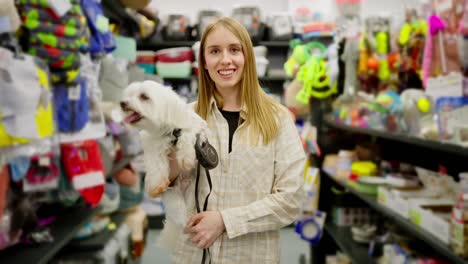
left=183, top=211, right=225, bottom=249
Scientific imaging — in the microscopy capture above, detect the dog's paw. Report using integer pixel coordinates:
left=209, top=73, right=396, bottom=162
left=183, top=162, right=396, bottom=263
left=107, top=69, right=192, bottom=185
left=147, top=177, right=171, bottom=198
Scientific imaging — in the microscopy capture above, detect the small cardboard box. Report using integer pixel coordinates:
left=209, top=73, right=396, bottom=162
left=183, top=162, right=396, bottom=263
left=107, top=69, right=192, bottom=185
left=378, top=186, right=410, bottom=218
left=409, top=199, right=453, bottom=244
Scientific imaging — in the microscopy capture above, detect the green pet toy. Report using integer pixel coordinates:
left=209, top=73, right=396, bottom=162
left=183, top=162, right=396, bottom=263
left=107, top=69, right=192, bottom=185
left=295, top=42, right=337, bottom=103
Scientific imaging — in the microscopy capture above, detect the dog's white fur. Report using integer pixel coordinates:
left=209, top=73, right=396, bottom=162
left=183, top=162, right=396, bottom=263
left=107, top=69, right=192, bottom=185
left=121, top=80, right=204, bottom=249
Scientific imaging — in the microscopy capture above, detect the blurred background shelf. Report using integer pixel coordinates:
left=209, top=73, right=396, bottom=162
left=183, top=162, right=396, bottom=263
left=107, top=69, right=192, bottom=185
left=66, top=212, right=128, bottom=251
left=324, top=116, right=468, bottom=159
left=0, top=204, right=99, bottom=264
left=324, top=222, right=376, bottom=264
left=322, top=170, right=467, bottom=264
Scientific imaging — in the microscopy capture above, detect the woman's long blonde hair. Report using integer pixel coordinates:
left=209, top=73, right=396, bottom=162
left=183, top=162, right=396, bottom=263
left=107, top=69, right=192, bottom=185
left=195, top=17, right=286, bottom=145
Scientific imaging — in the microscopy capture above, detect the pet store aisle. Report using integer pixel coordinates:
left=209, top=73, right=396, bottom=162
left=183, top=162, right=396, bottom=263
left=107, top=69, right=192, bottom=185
left=141, top=227, right=310, bottom=263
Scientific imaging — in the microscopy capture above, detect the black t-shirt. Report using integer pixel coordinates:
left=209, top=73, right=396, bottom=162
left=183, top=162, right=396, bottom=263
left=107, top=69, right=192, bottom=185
left=219, top=109, right=241, bottom=153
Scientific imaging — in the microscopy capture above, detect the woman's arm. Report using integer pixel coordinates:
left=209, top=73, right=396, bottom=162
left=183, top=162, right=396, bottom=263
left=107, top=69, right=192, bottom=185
left=168, top=150, right=183, bottom=185
left=220, top=114, right=306, bottom=238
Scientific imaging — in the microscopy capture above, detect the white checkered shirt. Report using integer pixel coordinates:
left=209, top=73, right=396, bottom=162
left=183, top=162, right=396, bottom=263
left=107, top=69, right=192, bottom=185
left=171, top=99, right=306, bottom=264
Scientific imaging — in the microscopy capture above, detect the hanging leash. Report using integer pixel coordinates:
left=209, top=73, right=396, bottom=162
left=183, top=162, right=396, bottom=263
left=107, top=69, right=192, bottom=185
left=172, top=129, right=218, bottom=264
left=194, top=133, right=218, bottom=264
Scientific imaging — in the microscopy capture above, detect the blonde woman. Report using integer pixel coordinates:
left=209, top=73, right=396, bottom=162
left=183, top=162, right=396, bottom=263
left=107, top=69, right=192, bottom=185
left=169, top=17, right=305, bottom=263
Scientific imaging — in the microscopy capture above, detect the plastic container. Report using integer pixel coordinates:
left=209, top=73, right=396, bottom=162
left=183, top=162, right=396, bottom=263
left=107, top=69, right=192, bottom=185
left=136, top=51, right=156, bottom=63
left=155, top=47, right=193, bottom=63
left=137, top=63, right=156, bottom=74
left=256, top=56, right=269, bottom=77
left=156, top=61, right=192, bottom=78
left=192, top=61, right=199, bottom=76
left=253, top=46, right=267, bottom=57
left=267, top=13, right=293, bottom=40
left=192, top=41, right=201, bottom=62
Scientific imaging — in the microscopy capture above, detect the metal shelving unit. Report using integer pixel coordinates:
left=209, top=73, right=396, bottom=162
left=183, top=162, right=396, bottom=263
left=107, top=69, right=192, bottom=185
left=324, top=222, right=376, bottom=264
left=324, top=116, right=468, bottom=159
left=0, top=204, right=99, bottom=264
left=322, top=170, right=467, bottom=264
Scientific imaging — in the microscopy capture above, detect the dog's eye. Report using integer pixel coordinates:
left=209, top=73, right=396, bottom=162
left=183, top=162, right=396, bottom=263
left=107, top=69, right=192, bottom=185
left=139, top=93, right=150, bottom=101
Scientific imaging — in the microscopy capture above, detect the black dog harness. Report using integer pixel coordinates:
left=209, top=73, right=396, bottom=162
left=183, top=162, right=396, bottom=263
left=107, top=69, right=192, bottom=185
left=172, top=129, right=218, bottom=264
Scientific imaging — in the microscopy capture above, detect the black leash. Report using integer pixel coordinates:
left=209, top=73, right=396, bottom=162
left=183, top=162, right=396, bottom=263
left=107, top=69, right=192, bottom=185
left=172, top=129, right=218, bottom=264
left=194, top=133, right=218, bottom=264
left=195, top=162, right=213, bottom=264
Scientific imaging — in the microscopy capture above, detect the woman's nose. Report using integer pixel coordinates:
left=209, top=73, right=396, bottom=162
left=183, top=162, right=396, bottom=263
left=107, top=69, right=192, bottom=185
left=220, top=50, right=231, bottom=65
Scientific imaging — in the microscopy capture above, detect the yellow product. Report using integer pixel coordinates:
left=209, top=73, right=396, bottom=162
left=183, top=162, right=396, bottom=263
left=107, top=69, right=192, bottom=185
left=35, top=67, right=54, bottom=138
left=351, top=161, right=377, bottom=176
left=0, top=66, right=54, bottom=147
left=399, top=23, right=412, bottom=46
left=358, top=35, right=369, bottom=74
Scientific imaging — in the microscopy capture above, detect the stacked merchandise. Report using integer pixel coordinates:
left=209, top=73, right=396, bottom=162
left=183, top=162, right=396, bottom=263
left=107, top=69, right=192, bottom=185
left=0, top=0, right=159, bottom=261
left=451, top=173, right=468, bottom=257
left=322, top=143, right=459, bottom=262
left=328, top=0, right=468, bottom=148
left=253, top=45, right=269, bottom=77
left=154, top=47, right=194, bottom=79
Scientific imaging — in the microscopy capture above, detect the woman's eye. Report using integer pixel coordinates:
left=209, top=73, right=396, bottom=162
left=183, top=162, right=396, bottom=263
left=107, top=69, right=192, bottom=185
left=231, top=48, right=240, bottom=53
left=210, top=49, right=219, bottom=54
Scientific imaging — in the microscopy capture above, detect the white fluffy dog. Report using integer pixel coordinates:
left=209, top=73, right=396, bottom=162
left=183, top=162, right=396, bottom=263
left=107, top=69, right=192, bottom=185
left=120, top=80, right=204, bottom=249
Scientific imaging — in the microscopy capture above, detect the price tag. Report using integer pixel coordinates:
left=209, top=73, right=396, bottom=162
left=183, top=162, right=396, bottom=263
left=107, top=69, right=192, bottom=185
left=0, top=16, right=11, bottom=34
left=96, top=14, right=110, bottom=33
left=39, top=156, right=51, bottom=166
left=445, top=105, right=468, bottom=135
left=48, top=0, right=72, bottom=17
left=68, top=85, right=81, bottom=101
left=426, top=73, right=463, bottom=102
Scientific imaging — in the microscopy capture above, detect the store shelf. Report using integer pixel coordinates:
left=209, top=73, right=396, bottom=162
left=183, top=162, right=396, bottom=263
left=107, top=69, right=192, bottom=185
left=160, top=75, right=290, bottom=82
left=163, top=77, right=194, bottom=82
left=324, top=223, right=375, bottom=264
left=324, top=116, right=468, bottom=158
left=137, top=40, right=195, bottom=50
left=258, top=41, right=290, bottom=47
left=0, top=204, right=98, bottom=264
left=137, top=40, right=293, bottom=50
left=259, top=75, right=292, bottom=81
left=67, top=212, right=128, bottom=251
left=322, top=170, right=467, bottom=264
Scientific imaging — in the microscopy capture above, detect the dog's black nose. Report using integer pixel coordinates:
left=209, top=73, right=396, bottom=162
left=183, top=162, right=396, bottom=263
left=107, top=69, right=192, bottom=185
left=120, top=101, right=129, bottom=111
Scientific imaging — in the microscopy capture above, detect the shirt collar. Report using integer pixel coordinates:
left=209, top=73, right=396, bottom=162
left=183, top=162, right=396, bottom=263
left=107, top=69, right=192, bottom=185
left=209, top=96, right=247, bottom=120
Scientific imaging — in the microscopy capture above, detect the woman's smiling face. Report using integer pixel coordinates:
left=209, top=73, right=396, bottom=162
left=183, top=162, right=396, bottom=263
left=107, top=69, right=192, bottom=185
left=203, top=25, right=245, bottom=93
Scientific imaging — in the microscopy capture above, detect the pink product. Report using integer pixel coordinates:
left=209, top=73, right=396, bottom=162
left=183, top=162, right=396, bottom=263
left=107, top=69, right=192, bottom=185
left=155, top=47, right=194, bottom=63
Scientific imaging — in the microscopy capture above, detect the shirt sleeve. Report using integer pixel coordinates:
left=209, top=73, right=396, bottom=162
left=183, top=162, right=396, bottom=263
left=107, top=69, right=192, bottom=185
left=220, top=113, right=306, bottom=239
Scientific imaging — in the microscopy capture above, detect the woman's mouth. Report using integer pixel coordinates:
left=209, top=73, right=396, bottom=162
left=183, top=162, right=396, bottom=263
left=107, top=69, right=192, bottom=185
left=218, top=69, right=236, bottom=78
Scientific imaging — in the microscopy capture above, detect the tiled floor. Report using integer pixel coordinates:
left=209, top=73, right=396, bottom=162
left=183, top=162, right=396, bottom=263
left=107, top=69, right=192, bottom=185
left=141, top=227, right=310, bottom=264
